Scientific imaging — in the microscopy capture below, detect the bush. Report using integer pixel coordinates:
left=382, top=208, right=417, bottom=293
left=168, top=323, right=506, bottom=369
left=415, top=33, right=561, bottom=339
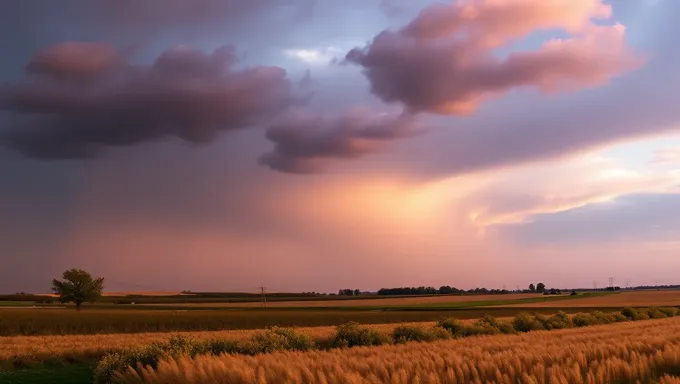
left=591, top=311, right=618, bottom=324
left=547, top=311, right=574, bottom=329
left=473, top=314, right=515, bottom=334
left=94, top=335, right=204, bottom=384
left=571, top=290, right=578, bottom=296
left=621, top=307, right=638, bottom=320
left=659, top=307, right=679, bottom=317
left=437, top=318, right=466, bottom=338
left=634, top=312, right=651, bottom=321
left=206, top=339, right=241, bottom=355
left=613, top=313, right=629, bottom=322
left=512, top=313, right=545, bottom=333
left=645, top=308, right=668, bottom=319
left=572, top=313, right=597, bottom=327
left=391, top=325, right=450, bottom=344
left=245, top=327, right=316, bottom=354
left=331, top=322, right=390, bottom=348
left=464, top=324, right=499, bottom=336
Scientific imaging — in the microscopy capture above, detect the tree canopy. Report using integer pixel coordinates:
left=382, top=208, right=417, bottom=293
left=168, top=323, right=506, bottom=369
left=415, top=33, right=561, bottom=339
left=51, top=269, right=104, bottom=310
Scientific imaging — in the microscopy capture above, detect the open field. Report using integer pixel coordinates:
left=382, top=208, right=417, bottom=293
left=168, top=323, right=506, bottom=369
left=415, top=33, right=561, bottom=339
left=0, top=322, right=442, bottom=370
left=496, top=290, right=680, bottom=308
left=146, top=293, right=546, bottom=308
left=0, top=306, right=618, bottom=336
left=114, top=316, right=680, bottom=384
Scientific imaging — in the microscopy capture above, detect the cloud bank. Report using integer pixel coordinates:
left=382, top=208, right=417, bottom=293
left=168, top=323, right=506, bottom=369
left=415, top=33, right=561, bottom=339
left=0, top=43, right=294, bottom=159
left=347, top=0, right=642, bottom=114
left=260, top=109, right=426, bottom=174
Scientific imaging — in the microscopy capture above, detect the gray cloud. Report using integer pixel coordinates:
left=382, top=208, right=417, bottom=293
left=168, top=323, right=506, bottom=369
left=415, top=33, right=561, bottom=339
left=1, top=43, right=296, bottom=159
left=260, top=110, right=425, bottom=174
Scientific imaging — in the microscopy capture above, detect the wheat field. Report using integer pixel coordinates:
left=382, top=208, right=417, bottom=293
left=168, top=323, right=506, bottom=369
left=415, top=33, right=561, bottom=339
left=0, top=322, right=439, bottom=367
left=115, top=316, right=680, bottom=384
left=497, top=290, right=680, bottom=308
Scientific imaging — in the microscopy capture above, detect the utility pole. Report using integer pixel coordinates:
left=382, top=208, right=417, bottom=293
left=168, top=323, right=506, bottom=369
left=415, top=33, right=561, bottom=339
left=259, top=286, right=267, bottom=308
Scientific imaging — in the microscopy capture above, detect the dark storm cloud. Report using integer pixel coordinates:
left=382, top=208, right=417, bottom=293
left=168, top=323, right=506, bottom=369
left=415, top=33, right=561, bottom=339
left=0, top=43, right=296, bottom=159
left=346, top=0, right=641, bottom=115
left=260, top=110, right=425, bottom=174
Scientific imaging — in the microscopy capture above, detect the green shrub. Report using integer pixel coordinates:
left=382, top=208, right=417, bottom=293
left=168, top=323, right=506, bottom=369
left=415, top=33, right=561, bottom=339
left=634, top=312, right=651, bottom=321
left=469, top=315, right=505, bottom=335
left=659, top=307, right=679, bottom=317
left=436, top=318, right=466, bottom=338
left=391, top=325, right=450, bottom=344
left=645, top=308, right=668, bottom=319
left=572, top=313, right=597, bottom=327
left=245, top=327, right=316, bottom=354
left=464, top=324, right=499, bottom=336
left=206, top=339, right=241, bottom=355
left=497, top=321, right=517, bottom=335
left=613, top=313, right=629, bottom=322
left=547, top=311, right=574, bottom=329
left=591, top=311, right=618, bottom=324
left=512, top=313, right=544, bottom=333
left=621, top=307, right=638, bottom=320
left=331, top=322, right=390, bottom=348
left=94, top=335, right=204, bottom=384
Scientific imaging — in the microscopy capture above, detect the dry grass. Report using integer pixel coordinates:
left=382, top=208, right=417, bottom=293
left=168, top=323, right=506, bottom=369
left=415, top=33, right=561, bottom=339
left=146, top=293, right=544, bottom=308
left=0, top=322, right=441, bottom=368
left=116, top=316, right=680, bottom=384
left=497, top=290, right=680, bottom=308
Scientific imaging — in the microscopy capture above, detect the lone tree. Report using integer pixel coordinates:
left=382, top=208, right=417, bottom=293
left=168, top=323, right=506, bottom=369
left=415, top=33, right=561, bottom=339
left=536, top=282, right=546, bottom=293
left=52, top=269, right=104, bottom=311
left=529, top=284, right=536, bottom=293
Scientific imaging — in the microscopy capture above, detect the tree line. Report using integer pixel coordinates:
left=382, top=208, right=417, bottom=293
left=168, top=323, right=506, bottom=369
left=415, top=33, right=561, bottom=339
left=338, top=282, right=569, bottom=296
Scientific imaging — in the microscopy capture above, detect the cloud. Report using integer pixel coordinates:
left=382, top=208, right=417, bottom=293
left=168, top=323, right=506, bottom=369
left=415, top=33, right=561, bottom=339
left=99, top=0, right=316, bottom=33
left=650, top=148, right=680, bottom=165
left=0, top=43, right=296, bottom=159
left=461, top=152, right=680, bottom=230
left=346, top=0, right=642, bottom=114
left=260, top=109, right=426, bottom=174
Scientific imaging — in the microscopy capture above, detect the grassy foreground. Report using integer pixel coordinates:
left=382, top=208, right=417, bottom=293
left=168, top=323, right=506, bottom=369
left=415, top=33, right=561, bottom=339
left=114, top=316, right=680, bottom=384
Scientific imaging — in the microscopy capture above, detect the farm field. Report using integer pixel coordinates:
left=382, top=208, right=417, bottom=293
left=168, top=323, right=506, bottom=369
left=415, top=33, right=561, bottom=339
left=0, top=307, right=580, bottom=336
left=144, top=292, right=546, bottom=308
left=0, top=321, right=445, bottom=370
left=496, top=290, right=680, bottom=308
left=114, top=316, right=680, bottom=384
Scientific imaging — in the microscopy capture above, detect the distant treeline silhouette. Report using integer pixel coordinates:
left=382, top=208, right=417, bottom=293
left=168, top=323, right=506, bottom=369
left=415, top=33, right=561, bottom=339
left=377, top=286, right=511, bottom=296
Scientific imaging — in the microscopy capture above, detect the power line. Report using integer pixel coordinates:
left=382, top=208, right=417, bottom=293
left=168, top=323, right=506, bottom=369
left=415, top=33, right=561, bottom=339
left=259, top=286, right=267, bottom=308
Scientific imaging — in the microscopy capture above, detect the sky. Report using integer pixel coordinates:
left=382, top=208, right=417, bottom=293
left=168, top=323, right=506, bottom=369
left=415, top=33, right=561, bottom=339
left=1, top=0, right=679, bottom=293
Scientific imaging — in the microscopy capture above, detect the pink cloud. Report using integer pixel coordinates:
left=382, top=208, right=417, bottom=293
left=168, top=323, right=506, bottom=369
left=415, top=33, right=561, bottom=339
left=347, top=0, right=643, bottom=114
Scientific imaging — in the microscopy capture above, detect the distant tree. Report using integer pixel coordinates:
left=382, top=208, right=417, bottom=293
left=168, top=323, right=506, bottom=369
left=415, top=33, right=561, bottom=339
left=529, top=284, right=536, bottom=293
left=353, top=289, right=361, bottom=296
left=51, top=269, right=104, bottom=311
left=536, top=283, right=546, bottom=293
left=571, top=290, right=578, bottom=296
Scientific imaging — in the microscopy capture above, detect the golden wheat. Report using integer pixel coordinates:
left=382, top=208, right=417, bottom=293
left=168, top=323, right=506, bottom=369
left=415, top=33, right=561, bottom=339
left=115, top=317, right=680, bottom=384
left=0, top=322, right=440, bottom=367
